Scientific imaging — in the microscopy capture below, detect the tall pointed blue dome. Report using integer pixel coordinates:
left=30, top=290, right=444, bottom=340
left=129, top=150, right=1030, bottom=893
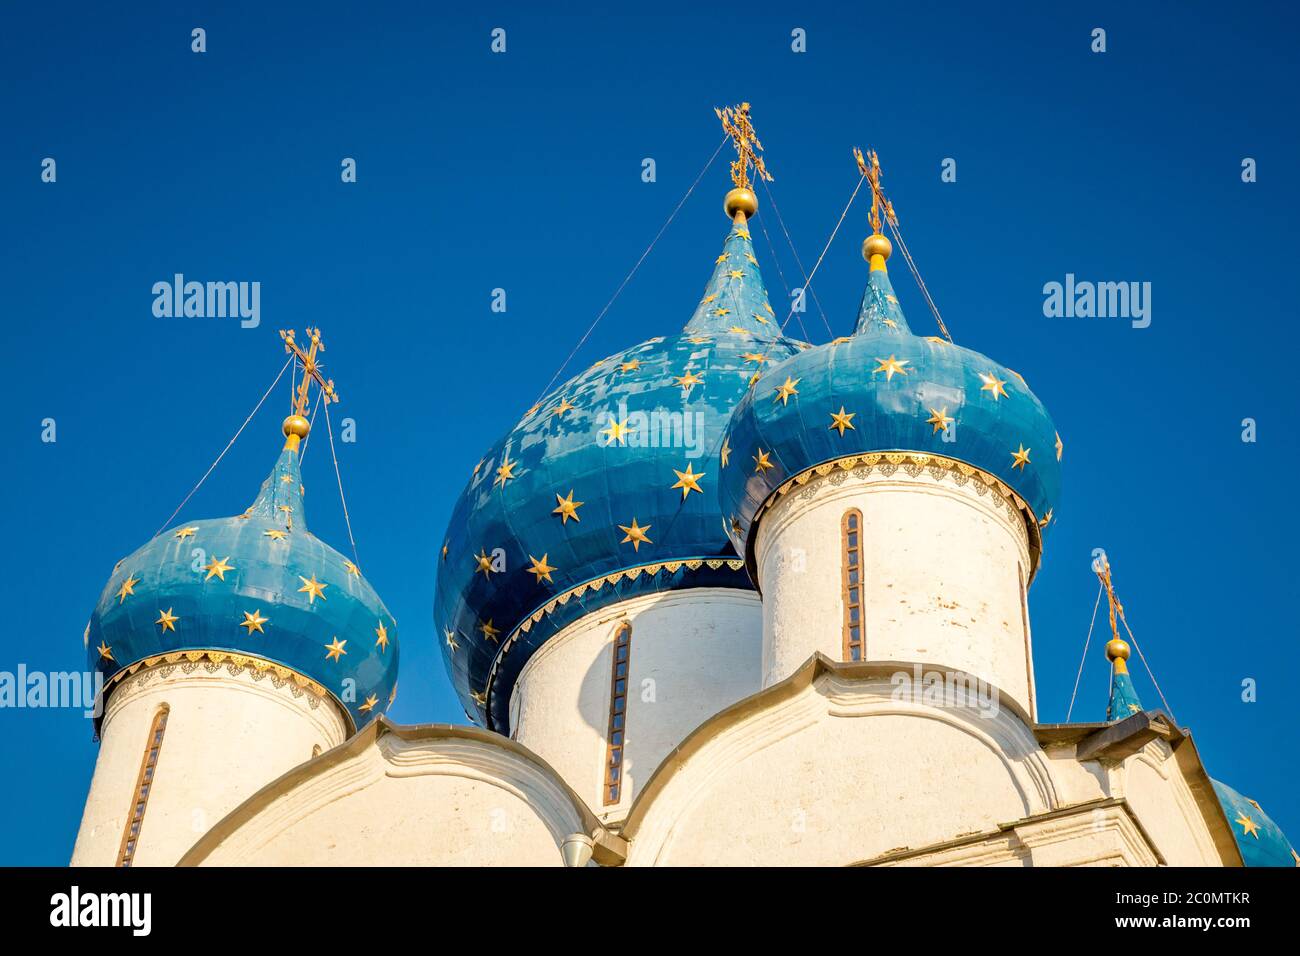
left=87, top=402, right=399, bottom=732
left=1102, top=636, right=1295, bottom=866
left=435, top=204, right=809, bottom=728
left=719, top=222, right=1062, bottom=579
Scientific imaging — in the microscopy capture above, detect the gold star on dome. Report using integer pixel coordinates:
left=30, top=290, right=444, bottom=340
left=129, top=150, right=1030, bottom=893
left=278, top=504, right=293, bottom=516
left=713, top=308, right=732, bottom=318
left=675, top=370, right=704, bottom=392
left=1011, top=445, right=1031, bottom=470
left=720, top=438, right=731, bottom=468
left=748, top=372, right=761, bottom=388
left=924, top=336, right=949, bottom=346
left=116, top=574, right=139, bottom=604
left=444, top=628, right=459, bottom=652
left=96, top=640, right=114, bottom=662
left=727, top=269, right=745, bottom=280
left=883, top=319, right=898, bottom=329
left=746, top=253, right=758, bottom=266
left=478, top=619, right=501, bottom=642
left=753, top=448, right=774, bottom=472
left=701, top=294, right=718, bottom=305
left=1039, top=508, right=1054, bottom=528
left=494, top=455, right=518, bottom=487
left=202, top=557, right=234, bottom=581
left=828, top=407, right=856, bottom=436
left=752, top=312, right=768, bottom=324
left=671, top=463, right=705, bottom=499
left=324, top=637, right=347, bottom=661
left=470, top=689, right=487, bottom=707
left=240, top=610, right=268, bottom=634
left=764, top=302, right=775, bottom=316
left=872, top=355, right=909, bottom=381
left=155, top=608, right=178, bottom=633
left=280, top=473, right=293, bottom=484
left=527, top=554, right=557, bottom=584
left=174, top=526, right=199, bottom=540
left=1235, top=813, right=1261, bottom=838
left=552, top=397, right=575, bottom=418
left=687, top=335, right=710, bottom=344
left=375, top=621, right=389, bottom=651
left=1055, top=432, right=1064, bottom=461
left=298, top=574, right=328, bottom=603
left=619, top=518, right=653, bottom=552
left=979, top=372, right=1009, bottom=400
left=359, top=694, right=378, bottom=714
left=343, top=560, right=361, bottom=577
left=926, top=408, right=954, bottom=434
left=741, top=352, right=769, bottom=364
left=715, top=252, right=730, bottom=264
left=734, top=229, right=751, bottom=240
left=728, top=515, right=742, bottom=536
left=474, top=549, right=495, bottom=576
left=263, top=528, right=288, bottom=541
left=773, top=376, right=800, bottom=405
left=831, top=336, right=852, bottom=346
left=726, top=325, right=747, bottom=334
left=526, top=404, right=539, bottom=416
left=553, top=489, right=584, bottom=524
left=441, top=543, right=448, bottom=561
left=601, top=416, right=635, bottom=446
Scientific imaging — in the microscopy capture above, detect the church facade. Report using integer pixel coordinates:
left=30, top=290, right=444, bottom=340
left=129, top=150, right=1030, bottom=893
left=70, top=108, right=1294, bottom=868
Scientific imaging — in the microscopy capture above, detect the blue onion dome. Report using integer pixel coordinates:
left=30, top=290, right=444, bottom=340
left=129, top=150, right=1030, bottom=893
left=1104, top=639, right=1145, bottom=722
left=86, top=413, right=399, bottom=732
left=1211, top=780, right=1298, bottom=867
left=436, top=208, right=809, bottom=728
left=719, top=226, right=1062, bottom=579
left=1102, top=629, right=1294, bottom=865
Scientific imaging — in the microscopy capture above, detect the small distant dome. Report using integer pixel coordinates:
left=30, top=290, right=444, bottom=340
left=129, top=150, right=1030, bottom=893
left=1211, top=780, right=1297, bottom=867
left=719, top=246, right=1061, bottom=578
left=436, top=218, right=808, bottom=727
left=87, top=439, right=398, bottom=731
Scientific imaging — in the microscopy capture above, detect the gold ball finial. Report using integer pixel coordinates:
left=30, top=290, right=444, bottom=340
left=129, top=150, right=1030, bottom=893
left=1105, top=638, right=1131, bottom=663
left=282, top=415, right=311, bottom=441
left=724, top=187, right=758, bottom=220
left=863, top=232, right=892, bottom=263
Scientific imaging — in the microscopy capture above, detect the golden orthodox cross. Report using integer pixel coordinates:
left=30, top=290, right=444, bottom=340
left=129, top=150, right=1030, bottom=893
left=854, top=147, right=897, bottom=235
left=716, top=102, right=773, bottom=189
left=280, top=327, right=338, bottom=417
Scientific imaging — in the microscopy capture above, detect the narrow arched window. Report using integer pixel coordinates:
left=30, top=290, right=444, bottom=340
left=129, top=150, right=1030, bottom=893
left=602, top=622, right=632, bottom=806
left=1018, top=561, right=1035, bottom=712
left=116, top=704, right=169, bottom=867
left=842, top=509, right=865, bottom=661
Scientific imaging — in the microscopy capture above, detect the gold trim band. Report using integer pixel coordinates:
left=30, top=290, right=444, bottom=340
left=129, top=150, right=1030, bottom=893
left=481, top=555, right=749, bottom=727
left=104, top=649, right=331, bottom=701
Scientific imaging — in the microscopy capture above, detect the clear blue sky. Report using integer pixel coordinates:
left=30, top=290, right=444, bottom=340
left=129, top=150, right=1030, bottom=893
left=2, top=2, right=1296, bottom=864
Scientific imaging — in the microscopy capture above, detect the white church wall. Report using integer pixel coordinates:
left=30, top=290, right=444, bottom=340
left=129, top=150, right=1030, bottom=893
left=182, top=724, right=620, bottom=867
left=624, top=667, right=1055, bottom=866
left=1117, top=741, right=1230, bottom=866
left=71, top=661, right=347, bottom=867
left=755, top=466, right=1038, bottom=718
left=510, top=587, right=762, bottom=822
